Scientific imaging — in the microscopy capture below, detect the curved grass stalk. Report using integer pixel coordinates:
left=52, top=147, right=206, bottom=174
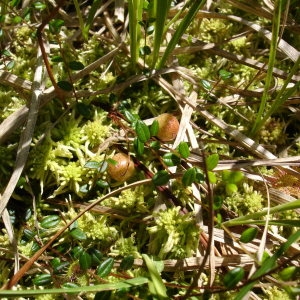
left=250, top=0, right=283, bottom=135
left=158, top=0, right=207, bottom=69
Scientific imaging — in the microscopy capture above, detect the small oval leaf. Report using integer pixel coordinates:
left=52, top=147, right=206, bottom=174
left=162, top=153, right=181, bottom=166
left=40, top=215, right=60, bottom=229
left=200, top=79, right=211, bottom=90
left=135, top=120, right=150, bottom=143
left=207, top=171, right=217, bottom=184
left=79, top=252, right=92, bottom=271
left=90, top=249, right=103, bottom=266
left=57, top=80, right=73, bottom=91
left=182, top=167, right=196, bottom=186
left=84, top=161, right=102, bottom=169
left=119, top=255, right=134, bottom=271
left=134, top=137, right=145, bottom=156
left=240, top=227, right=258, bottom=243
left=150, top=119, right=159, bottom=137
left=223, top=267, right=244, bottom=289
left=69, top=60, right=85, bottom=70
left=206, top=153, right=219, bottom=171
left=219, top=69, right=233, bottom=80
left=97, top=257, right=114, bottom=277
left=152, top=170, right=170, bottom=186
left=69, top=228, right=87, bottom=241
left=33, top=274, right=52, bottom=286
left=178, top=142, right=190, bottom=158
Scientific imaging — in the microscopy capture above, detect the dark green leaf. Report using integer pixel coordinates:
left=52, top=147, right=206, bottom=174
left=135, top=120, right=150, bottom=143
left=134, top=137, right=145, bottom=156
left=57, top=80, right=73, bottom=91
left=97, top=257, right=114, bottom=277
left=223, top=267, right=244, bottom=289
left=96, top=180, right=109, bottom=189
left=79, top=252, right=92, bottom=271
left=72, top=246, right=84, bottom=259
left=51, top=55, right=63, bottom=62
left=40, top=215, right=60, bottom=229
left=123, top=110, right=138, bottom=123
left=177, top=142, right=190, bottom=158
left=62, top=282, right=79, bottom=289
left=200, top=79, right=211, bottom=90
left=162, top=153, right=181, bottom=166
left=219, top=69, right=233, bottom=80
left=33, top=274, right=52, bottom=286
left=90, top=249, right=103, bottom=266
left=195, top=168, right=205, bottom=183
left=206, top=153, right=219, bottom=170
left=182, top=167, right=196, bottom=186
left=53, top=260, right=69, bottom=274
left=140, top=45, right=152, bottom=56
left=150, top=140, right=160, bottom=150
left=69, top=228, right=87, bottom=241
left=119, top=255, right=134, bottom=271
left=213, top=196, right=223, bottom=210
left=240, top=227, right=258, bottom=243
left=76, top=102, right=92, bottom=118
left=152, top=170, right=170, bottom=186
left=150, top=119, right=159, bottom=137
left=23, top=228, right=35, bottom=241
left=85, top=161, right=102, bottom=169
left=69, top=60, right=85, bottom=70
left=49, top=19, right=64, bottom=34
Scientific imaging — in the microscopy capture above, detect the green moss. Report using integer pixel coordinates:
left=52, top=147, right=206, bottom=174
left=102, top=186, right=148, bottom=213
left=148, top=207, right=200, bottom=259
left=224, top=183, right=264, bottom=215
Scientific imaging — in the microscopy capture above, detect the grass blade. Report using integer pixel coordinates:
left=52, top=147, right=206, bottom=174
left=142, top=254, right=168, bottom=299
left=158, top=0, right=206, bottom=68
left=151, top=0, right=172, bottom=68
left=128, top=0, right=143, bottom=67
left=250, top=0, right=283, bottom=135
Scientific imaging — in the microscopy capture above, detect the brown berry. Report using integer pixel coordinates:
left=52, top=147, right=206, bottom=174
left=108, top=153, right=135, bottom=182
left=155, top=113, right=180, bottom=141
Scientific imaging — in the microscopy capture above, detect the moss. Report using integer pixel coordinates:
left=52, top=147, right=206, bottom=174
left=103, top=186, right=148, bottom=213
left=224, top=183, right=264, bottom=215
left=148, top=207, right=200, bottom=259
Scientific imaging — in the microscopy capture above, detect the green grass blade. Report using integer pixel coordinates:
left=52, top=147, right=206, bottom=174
left=235, top=230, right=300, bottom=300
left=73, top=0, right=85, bottom=39
left=260, top=56, right=300, bottom=124
left=142, top=254, right=168, bottom=299
left=223, top=199, right=300, bottom=227
left=83, top=0, right=103, bottom=40
left=250, top=0, right=283, bottom=135
left=151, top=0, right=172, bottom=68
left=158, top=0, right=206, bottom=69
left=0, top=277, right=148, bottom=296
left=128, top=0, right=144, bottom=68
